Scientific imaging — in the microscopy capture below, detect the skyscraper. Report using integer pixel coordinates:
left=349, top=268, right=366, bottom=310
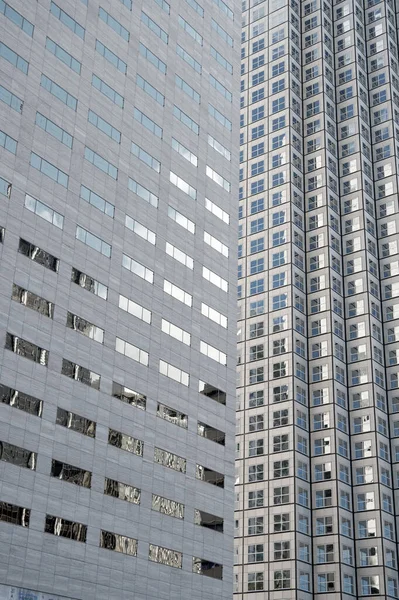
left=237, top=0, right=399, bottom=597
left=0, top=1, right=239, bottom=598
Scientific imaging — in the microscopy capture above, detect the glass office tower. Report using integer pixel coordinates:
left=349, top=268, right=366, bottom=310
left=0, top=1, right=240, bottom=598
left=237, top=0, right=399, bottom=598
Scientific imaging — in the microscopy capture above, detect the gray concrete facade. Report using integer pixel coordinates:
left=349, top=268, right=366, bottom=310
left=0, top=1, right=240, bottom=598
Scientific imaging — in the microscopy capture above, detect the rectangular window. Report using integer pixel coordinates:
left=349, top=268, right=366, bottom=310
left=50, top=2, right=85, bottom=38
left=40, top=74, right=77, bottom=110
left=122, top=253, right=153, bottom=283
left=76, top=225, right=111, bottom=257
left=159, top=360, right=189, bottom=386
left=208, top=135, right=231, bottom=161
left=108, top=429, right=144, bottom=456
left=173, top=105, right=199, bottom=133
left=209, top=74, right=233, bottom=102
left=0, top=2, right=34, bottom=36
left=205, top=197, right=229, bottom=223
left=152, top=495, right=184, bottom=519
left=100, top=530, right=137, bottom=556
left=61, top=359, right=101, bottom=389
left=197, top=422, right=225, bottom=445
left=134, top=108, right=162, bottom=138
left=199, top=381, right=226, bottom=405
left=149, top=545, right=182, bottom=569
left=200, top=340, right=227, bottom=365
left=115, top=337, right=149, bottom=366
left=209, top=104, right=232, bottom=131
left=45, top=38, right=81, bottom=74
left=71, top=267, right=108, bottom=299
left=119, top=294, right=151, bottom=324
left=0, top=441, right=36, bottom=470
left=88, top=110, right=120, bottom=144
left=136, top=74, right=164, bottom=105
left=80, top=185, right=114, bottom=217
left=95, top=39, right=127, bottom=74
left=196, top=464, right=224, bottom=487
left=172, top=138, right=197, bottom=166
left=203, top=266, right=228, bottom=292
left=193, top=557, right=223, bottom=580
left=0, top=384, right=43, bottom=417
left=112, top=381, right=146, bottom=410
left=163, top=279, right=192, bottom=306
left=154, top=0, right=170, bottom=12
left=168, top=205, right=195, bottom=232
left=204, top=231, right=228, bottom=257
left=157, top=403, right=188, bottom=428
left=35, top=112, right=73, bottom=148
left=170, top=170, right=197, bottom=199
left=165, top=242, right=193, bottom=270
left=210, top=46, right=233, bottom=73
left=98, top=7, right=129, bottom=41
left=91, top=74, right=124, bottom=108
left=18, top=238, right=59, bottom=271
left=0, top=130, right=17, bottom=154
left=66, top=312, right=104, bottom=344
left=104, top=478, right=140, bottom=504
left=24, top=193, right=64, bottom=229
left=128, top=178, right=158, bottom=208
left=201, top=303, right=227, bottom=328
left=211, top=19, right=233, bottom=46
left=154, top=447, right=186, bottom=473
left=176, top=44, right=201, bottom=73
left=30, top=152, right=68, bottom=187
left=139, top=43, right=166, bottom=74
left=45, top=514, right=87, bottom=542
left=51, top=460, right=91, bottom=488
left=56, top=407, right=95, bottom=437
left=186, top=0, right=204, bottom=16
left=132, top=142, right=160, bottom=172
left=0, top=84, right=23, bottom=113
left=12, top=284, right=54, bottom=318
left=0, top=42, right=28, bottom=74
left=5, top=333, right=48, bottom=366
left=161, top=319, right=190, bottom=346
left=0, top=502, right=30, bottom=527
left=178, top=15, right=203, bottom=44
left=141, top=11, right=168, bottom=43
left=206, top=166, right=231, bottom=192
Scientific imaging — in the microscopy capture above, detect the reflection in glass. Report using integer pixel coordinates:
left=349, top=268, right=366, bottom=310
left=108, top=429, right=144, bottom=456
left=0, top=441, right=36, bottom=470
left=112, top=381, right=146, bottom=410
left=0, top=384, right=43, bottom=416
left=100, top=530, right=137, bottom=556
left=149, top=544, right=182, bottom=568
left=104, top=478, right=141, bottom=504
left=152, top=494, right=184, bottom=519
left=51, top=460, right=91, bottom=488
left=56, top=407, right=96, bottom=437
left=5, top=333, right=48, bottom=365
left=45, top=514, right=87, bottom=542
left=154, top=447, right=186, bottom=473
left=0, top=502, right=30, bottom=527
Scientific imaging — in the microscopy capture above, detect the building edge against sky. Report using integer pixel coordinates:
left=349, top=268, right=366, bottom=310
left=236, top=0, right=399, bottom=598
left=0, top=0, right=241, bottom=598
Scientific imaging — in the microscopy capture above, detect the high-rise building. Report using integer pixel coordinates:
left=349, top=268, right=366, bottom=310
left=237, top=0, right=399, bottom=598
left=0, top=1, right=239, bottom=598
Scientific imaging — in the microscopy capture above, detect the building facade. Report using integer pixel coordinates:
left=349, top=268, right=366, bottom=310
left=0, top=1, right=240, bottom=598
left=237, top=0, right=399, bottom=598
